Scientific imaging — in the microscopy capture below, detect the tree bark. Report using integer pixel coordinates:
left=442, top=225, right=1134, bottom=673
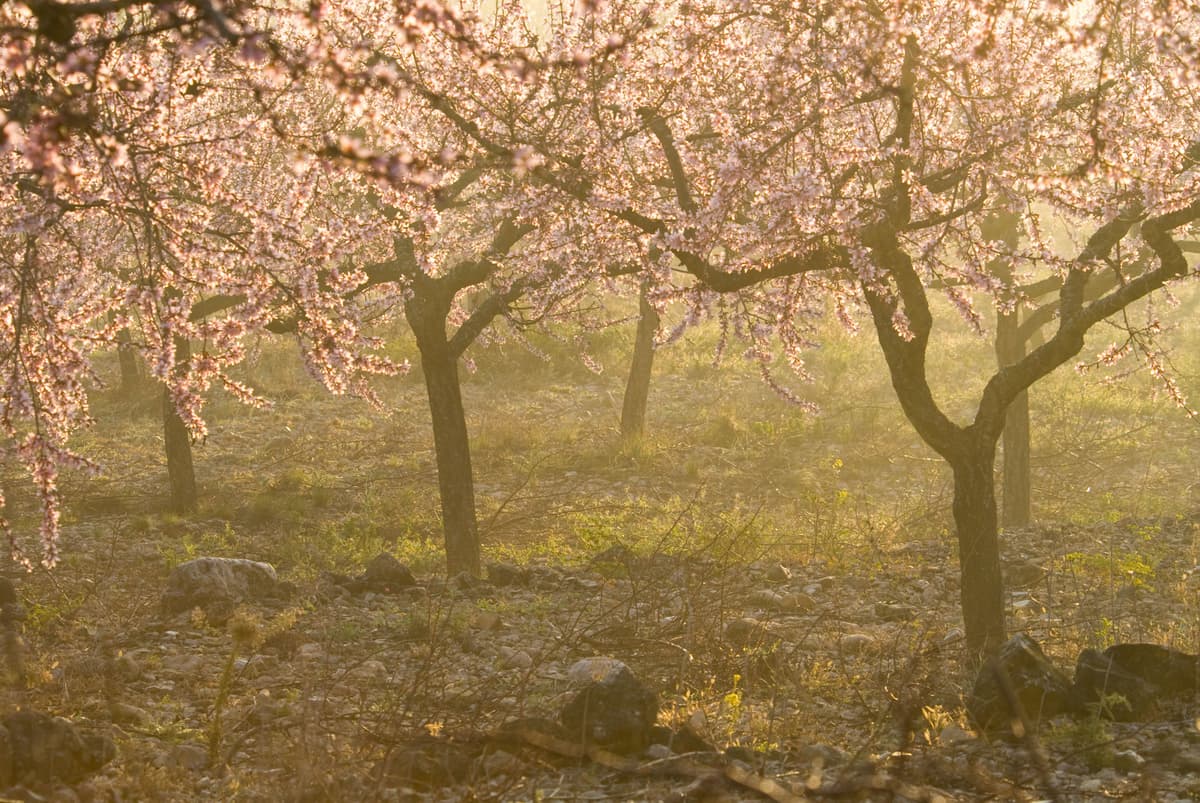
left=408, top=292, right=481, bottom=577
left=620, top=291, right=659, bottom=442
left=950, top=442, right=1008, bottom=659
left=995, top=308, right=1032, bottom=527
left=163, top=337, right=197, bottom=514
left=117, top=327, right=142, bottom=395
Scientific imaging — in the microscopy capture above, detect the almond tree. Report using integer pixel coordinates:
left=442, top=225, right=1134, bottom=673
left=407, top=0, right=1200, bottom=655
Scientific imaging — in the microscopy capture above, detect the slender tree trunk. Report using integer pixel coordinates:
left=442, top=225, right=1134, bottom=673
left=996, top=309, right=1032, bottom=527
left=117, top=328, right=142, bottom=395
left=950, top=441, right=1007, bottom=658
left=408, top=295, right=481, bottom=577
left=164, top=337, right=197, bottom=513
left=620, top=291, right=659, bottom=442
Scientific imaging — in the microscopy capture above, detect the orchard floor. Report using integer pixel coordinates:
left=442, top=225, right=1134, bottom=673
left=2, top=322, right=1199, bottom=801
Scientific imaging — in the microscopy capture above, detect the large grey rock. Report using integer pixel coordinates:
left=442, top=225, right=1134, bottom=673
left=161, top=557, right=279, bottom=614
left=967, top=633, right=1074, bottom=734
left=561, top=659, right=658, bottom=754
left=1, top=711, right=114, bottom=784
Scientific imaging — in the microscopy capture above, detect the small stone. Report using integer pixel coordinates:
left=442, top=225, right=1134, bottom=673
left=748, top=590, right=785, bottom=610
left=1078, top=778, right=1103, bottom=793
left=941, top=627, right=965, bottom=644
left=502, top=650, right=533, bottom=670
left=1003, top=558, right=1046, bottom=589
left=874, top=602, right=916, bottom=622
left=361, top=553, right=416, bottom=592
left=297, top=643, right=324, bottom=661
left=112, top=654, right=141, bottom=682
left=839, top=634, right=875, bottom=654
left=108, top=703, right=151, bottom=727
left=938, top=724, right=973, bottom=745
left=169, top=742, right=209, bottom=771
left=1112, top=749, right=1145, bottom=772
left=472, top=612, right=503, bottom=632
left=765, top=564, right=792, bottom=584
left=724, top=618, right=776, bottom=649
left=487, top=563, right=530, bottom=588
left=481, top=749, right=522, bottom=776
left=568, top=657, right=629, bottom=684
left=781, top=592, right=816, bottom=613
left=645, top=743, right=671, bottom=760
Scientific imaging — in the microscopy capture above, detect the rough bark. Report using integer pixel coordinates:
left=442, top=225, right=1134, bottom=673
left=950, top=442, right=1008, bottom=659
left=117, top=328, right=142, bottom=395
left=995, top=309, right=1031, bottom=527
left=163, top=337, right=197, bottom=513
left=620, top=292, right=659, bottom=442
left=407, top=291, right=481, bottom=577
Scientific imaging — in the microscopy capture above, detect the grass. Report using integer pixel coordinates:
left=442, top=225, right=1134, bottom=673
left=1, top=291, right=1196, bottom=798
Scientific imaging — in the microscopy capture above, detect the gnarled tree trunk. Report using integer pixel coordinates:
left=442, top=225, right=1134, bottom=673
left=950, top=440, right=1007, bottom=657
left=620, top=291, right=659, bottom=442
left=996, top=309, right=1031, bottom=528
left=117, top=327, right=143, bottom=395
left=408, top=290, right=481, bottom=577
left=164, top=336, right=197, bottom=513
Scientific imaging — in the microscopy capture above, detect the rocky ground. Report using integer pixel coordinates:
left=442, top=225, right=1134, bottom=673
left=0, top=327, right=1195, bottom=801
left=0, top=511, right=1197, bottom=802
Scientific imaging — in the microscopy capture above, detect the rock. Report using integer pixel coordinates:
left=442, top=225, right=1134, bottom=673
left=567, top=657, right=629, bottom=684
left=874, top=602, right=916, bottom=622
left=1078, top=778, right=1103, bottom=793
left=1002, top=558, right=1046, bottom=589
left=112, top=654, right=141, bottom=682
left=797, top=743, right=846, bottom=766
left=783, top=592, right=817, bottom=613
left=765, top=564, right=792, bottom=584
left=561, top=664, right=658, bottom=754
left=168, top=742, right=209, bottom=771
left=747, top=590, right=785, bottom=610
left=2, top=712, right=115, bottom=784
left=645, top=743, right=672, bottom=760
left=487, top=563, right=530, bottom=588
left=500, top=649, right=533, bottom=670
left=1112, top=749, right=1145, bottom=772
left=471, top=611, right=503, bottom=632
left=161, top=557, right=279, bottom=615
left=967, top=633, right=1074, bottom=735
left=361, top=553, right=416, bottom=592
left=723, top=618, right=778, bottom=649
left=657, top=721, right=714, bottom=754
left=839, top=633, right=875, bottom=654
left=939, top=724, right=974, bottom=745
left=448, top=572, right=485, bottom=592
left=1071, top=643, right=1200, bottom=720
left=1173, top=748, right=1200, bottom=773
left=108, top=703, right=151, bottom=727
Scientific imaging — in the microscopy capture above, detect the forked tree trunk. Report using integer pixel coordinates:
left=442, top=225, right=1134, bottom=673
left=164, top=337, right=197, bottom=513
left=995, top=309, right=1032, bottom=527
left=408, top=294, right=482, bottom=577
left=620, top=292, right=659, bottom=442
left=950, top=441, right=1008, bottom=658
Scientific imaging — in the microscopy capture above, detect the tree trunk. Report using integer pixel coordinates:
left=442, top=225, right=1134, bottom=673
left=951, top=442, right=1007, bottom=659
left=995, top=308, right=1032, bottom=527
left=163, top=337, right=197, bottom=514
left=117, top=328, right=142, bottom=395
left=620, top=292, right=659, bottom=442
left=409, top=296, right=482, bottom=577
